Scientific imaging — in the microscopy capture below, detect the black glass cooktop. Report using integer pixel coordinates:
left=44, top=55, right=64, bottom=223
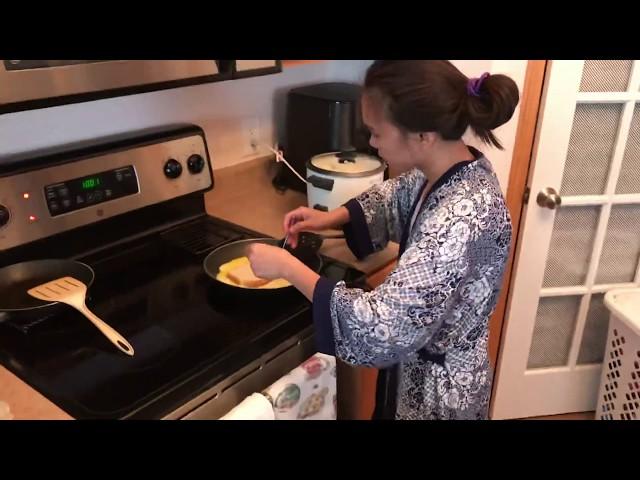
left=0, top=216, right=363, bottom=419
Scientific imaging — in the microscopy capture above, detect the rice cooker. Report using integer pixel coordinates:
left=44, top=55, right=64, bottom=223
left=306, top=151, right=387, bottom=212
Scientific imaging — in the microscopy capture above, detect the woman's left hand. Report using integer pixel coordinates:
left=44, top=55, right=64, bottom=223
left=246, top=243, right=296, bottom=280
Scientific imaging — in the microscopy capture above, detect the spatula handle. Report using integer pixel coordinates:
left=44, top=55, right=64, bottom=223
left=76, top=304, right=135, bottom=356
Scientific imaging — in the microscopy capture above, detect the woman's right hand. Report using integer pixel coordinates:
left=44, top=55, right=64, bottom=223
left=283, top=206, right=349, bottom=248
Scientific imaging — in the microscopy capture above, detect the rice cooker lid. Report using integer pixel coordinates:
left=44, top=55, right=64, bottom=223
left=308, top=151, right=386, bottom=178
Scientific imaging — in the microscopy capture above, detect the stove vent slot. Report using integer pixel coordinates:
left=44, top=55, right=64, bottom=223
left=161, top=219, right=244, bottom=255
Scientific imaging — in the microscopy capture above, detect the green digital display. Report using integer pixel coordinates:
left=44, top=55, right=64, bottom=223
left=81, top=177, right=101, bottom=190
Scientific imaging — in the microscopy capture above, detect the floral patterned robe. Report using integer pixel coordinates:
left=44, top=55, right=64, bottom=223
left=312, top=147, right=512, bottom=420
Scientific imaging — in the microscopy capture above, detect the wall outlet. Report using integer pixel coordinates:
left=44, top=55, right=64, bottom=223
left=242, top=117, right=260, bottom=156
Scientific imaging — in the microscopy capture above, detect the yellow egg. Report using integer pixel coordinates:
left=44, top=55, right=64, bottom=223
left=218, top=256, right=249, bottom=273
left=216, top=256, right=291, bottom=289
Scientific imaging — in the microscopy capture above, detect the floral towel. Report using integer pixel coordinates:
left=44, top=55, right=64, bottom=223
left=262, top=353, right=337, bottom=420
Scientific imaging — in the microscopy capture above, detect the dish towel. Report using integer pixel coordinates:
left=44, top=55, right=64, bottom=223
left=262, top=353, right=337, bottom=420
left=219, top=393, right=275, bottom=420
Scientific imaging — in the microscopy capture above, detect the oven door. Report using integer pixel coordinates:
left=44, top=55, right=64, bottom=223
left=0, top=60, right=229, bottom=113
left=166, top=327, right=315, bottom=420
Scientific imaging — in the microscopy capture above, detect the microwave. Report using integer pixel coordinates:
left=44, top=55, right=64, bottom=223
left=0, top=60, right=281, bottom=114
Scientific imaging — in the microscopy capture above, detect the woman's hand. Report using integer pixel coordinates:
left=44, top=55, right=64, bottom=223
left=246, top=243, right=296, bottom=280
left=283, top=206, right=350, bottom=248
left=246, top=242, right=321, bottom=301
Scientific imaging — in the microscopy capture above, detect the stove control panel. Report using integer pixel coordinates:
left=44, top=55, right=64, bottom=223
left=0, top=126, right=212, bottom=251
left=44, top=165, right=140, bottom=217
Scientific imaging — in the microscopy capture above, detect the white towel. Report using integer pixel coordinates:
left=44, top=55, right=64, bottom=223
left=219, top=393, right=275, bottom=420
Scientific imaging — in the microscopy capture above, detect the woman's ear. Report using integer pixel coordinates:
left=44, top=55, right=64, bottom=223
left=417, top=131, right=437, bottom=147
left=422, top=132, right=438, bottom=145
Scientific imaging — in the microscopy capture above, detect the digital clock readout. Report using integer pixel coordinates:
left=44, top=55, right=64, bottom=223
left=81, top=177, right=101, bottom=189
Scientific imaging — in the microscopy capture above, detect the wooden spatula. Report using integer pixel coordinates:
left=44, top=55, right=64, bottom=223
left=27, top=276, right=134, bottom=356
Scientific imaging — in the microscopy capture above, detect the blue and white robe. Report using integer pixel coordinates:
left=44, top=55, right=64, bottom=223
left=312, top=147, right=512, bottom=420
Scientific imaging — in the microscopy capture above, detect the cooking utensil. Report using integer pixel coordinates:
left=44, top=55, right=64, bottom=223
left=203, top=237, right=322, bottom=299
left=0, top=259, right=95, bottom=313
left=27, top=276, right=134, bottom=356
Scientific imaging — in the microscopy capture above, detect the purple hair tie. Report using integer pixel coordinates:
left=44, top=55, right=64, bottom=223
left=467, top=72, right=490, bottom=97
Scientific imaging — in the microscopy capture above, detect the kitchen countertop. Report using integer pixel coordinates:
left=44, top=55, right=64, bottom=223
left=1, top=156, right=398, bottom=420
left=0, top=365, right=71, bottom=420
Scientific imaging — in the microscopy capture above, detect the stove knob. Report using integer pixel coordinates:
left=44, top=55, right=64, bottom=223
left=164, top=159, right=183, bottom=179
left=187, top=154, right=205, bottom=174
left=0, top=205, right=10, bottom=227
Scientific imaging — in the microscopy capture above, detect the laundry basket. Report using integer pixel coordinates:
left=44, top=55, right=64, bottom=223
left=596, top=288, right=640, bottom=420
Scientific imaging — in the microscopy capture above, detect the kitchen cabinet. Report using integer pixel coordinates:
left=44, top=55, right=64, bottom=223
left=282, top=60, right=325, bottom=68
left=231, top=60, right=282, bottom=79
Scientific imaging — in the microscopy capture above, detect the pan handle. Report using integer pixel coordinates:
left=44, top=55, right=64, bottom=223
left=74, top=303, right=135, bottom=356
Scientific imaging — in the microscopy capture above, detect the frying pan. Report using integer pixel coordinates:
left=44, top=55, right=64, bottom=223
left=0, top=259, right=95, bottom=315
left=203, top=237, right=322, bottom=299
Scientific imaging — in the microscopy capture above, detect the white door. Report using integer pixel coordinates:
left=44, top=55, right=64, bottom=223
left=492, top=60, right=640, bottom=419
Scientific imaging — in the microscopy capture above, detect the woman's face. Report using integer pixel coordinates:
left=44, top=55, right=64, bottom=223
left=362, top=91, right=423, bottom=173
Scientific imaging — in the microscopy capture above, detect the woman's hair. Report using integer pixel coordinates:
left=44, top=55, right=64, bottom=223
left=364, top=60, right=520, bottom=150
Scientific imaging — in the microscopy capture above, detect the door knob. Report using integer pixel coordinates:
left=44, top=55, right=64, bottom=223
left=537, top=187, right=562, bottom=210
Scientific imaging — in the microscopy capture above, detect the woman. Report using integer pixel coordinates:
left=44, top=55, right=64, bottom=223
left=247, top=60, right=519, bottom=420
